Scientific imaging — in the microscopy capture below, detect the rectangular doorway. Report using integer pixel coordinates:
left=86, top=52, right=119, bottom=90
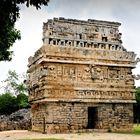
left=87, top=107, right=97, bottom=129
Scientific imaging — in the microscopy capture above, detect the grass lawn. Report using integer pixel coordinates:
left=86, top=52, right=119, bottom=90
left=132, top=124, right=140, bottom=134
left=19, top=138, right=65, bottom=140
left=113, top=124, right=140, bottom=135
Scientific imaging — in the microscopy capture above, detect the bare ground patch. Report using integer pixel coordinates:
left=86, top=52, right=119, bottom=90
left=0, top=130, right=140, bottom=140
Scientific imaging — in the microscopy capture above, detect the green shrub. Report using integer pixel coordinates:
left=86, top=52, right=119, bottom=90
left=0, top=92, right=30, bottom=115
left=134, top=87, right=140, bottom=123
left=0, top=70, right=30, bottom=115
left=17, top=93, right=30, bottom=108
left=0, top=92, right=18, bottom=115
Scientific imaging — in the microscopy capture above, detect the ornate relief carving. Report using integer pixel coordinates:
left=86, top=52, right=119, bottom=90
left=109, top=68, right=120, bottom=79
left=28, top=63, right=135, bottom=91
left=89, top=64, right=101, bottom=80
left=30, top=89, right=135, bottom=100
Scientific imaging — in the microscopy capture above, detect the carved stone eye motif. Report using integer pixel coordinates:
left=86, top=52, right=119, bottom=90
left=48, top=65, right=55, bottom=70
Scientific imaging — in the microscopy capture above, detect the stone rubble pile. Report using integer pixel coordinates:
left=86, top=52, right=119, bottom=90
left=0, top=109, right=31, bottom=131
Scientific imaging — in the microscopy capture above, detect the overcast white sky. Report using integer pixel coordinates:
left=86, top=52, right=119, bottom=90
left=0, top=0, right=140, bottom=90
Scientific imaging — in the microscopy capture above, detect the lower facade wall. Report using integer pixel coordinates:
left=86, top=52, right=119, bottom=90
left=97, top=103, right=133, bottom=131
left=31, top=102, right=133, bottom=133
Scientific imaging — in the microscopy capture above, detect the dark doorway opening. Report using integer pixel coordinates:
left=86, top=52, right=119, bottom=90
left=102, top=37, right=108, bottom=42
left=79, top=34, right=82, bottom=39
left=87, top=107, right=97, bottom=129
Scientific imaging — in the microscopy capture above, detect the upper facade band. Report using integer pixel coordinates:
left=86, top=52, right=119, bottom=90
left=28, top=17, right=137, bottom=67
left=43, top=17, right=122, bottom=50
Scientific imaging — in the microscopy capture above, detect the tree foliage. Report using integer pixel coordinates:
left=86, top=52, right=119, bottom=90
left=0, top=0, right=49, bottom=61
left=0, top=92, right=29, bottom=115
left=17, top=93, right=29, bottom=108
left=134, top=87, right=140, bottom=123
left=0, top=92, right=18, bottom=115
left=135, top=87, right=140, bottom=105
left=0, top=70, right=30, bottom=115
left=3, top=70, right=27, bottom=96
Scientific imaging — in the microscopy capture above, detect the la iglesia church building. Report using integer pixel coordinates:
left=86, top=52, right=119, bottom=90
left=27, top=17, right=139, bottom=133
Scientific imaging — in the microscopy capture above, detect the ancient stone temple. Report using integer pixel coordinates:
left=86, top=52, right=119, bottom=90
left=27, top=17, right=137, bottom=133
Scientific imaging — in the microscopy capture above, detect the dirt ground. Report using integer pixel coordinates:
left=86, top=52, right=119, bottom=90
left=1, top=130, right=140, bottom=140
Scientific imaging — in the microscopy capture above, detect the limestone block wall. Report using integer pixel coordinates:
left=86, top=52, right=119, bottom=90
left=31, top=102, right=88, bottom=133
left=97, top=103, right=133, bottom=131
left=31, top=102, right=133, bottom=133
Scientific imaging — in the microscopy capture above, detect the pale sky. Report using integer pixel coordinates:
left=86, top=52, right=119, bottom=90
left=0, top=0, right=140, bottom=90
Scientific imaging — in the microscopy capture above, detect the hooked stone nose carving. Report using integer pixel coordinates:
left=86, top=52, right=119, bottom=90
left=133, top=74, right=140, bottom=80
left=135, top=57, right=140, bottom=64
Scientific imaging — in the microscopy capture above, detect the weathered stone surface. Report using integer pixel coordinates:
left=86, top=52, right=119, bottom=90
left=0, top=109, right=31, bottom=131
left=30, top=102, right=133, bottom=133
left=27, top=17, right=137, bottom=133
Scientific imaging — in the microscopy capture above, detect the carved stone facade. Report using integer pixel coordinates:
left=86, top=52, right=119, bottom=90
left=27, top=18, right=137, bottom=133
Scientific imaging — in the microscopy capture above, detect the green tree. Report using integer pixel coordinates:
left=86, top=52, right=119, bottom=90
left=3, top=70, right=27, bottom=96
left=0, top=70, right=30, bottom=114
left=0, top=92, right=18, bottom=115
left=0, top=0, right=50, bottom=61
left=134, top=87, right=140, bottom=123
left=17, top=93, right=29, bottom=108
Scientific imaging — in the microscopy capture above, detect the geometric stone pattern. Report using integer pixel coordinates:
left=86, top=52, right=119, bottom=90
left=27, top=17, right=137, bottom=133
